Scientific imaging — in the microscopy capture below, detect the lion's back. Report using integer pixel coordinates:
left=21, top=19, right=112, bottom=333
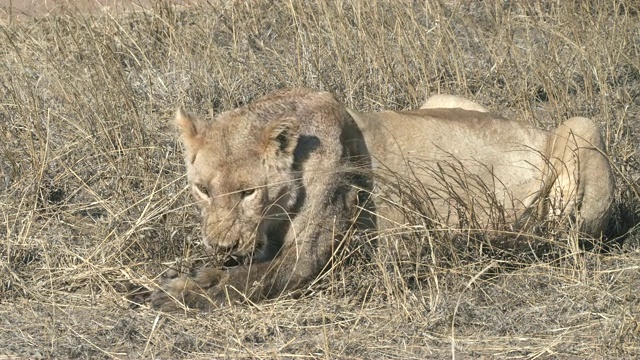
left=350, top=107, right=552, bottom=229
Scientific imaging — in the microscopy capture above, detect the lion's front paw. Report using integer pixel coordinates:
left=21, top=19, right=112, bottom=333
left=149, top=267, right=229, bottom=311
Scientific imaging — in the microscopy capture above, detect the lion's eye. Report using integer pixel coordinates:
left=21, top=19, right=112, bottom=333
left=240, top=188, right=255, bottom=199
left=195, top=184, right=209, bottom=198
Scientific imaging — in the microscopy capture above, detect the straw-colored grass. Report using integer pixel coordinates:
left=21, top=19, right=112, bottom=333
left=1, top=0, right=639, bottom=358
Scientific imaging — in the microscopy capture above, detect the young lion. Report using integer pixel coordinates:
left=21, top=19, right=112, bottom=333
left=150, top=89, right=375, bottom=310
left=150, top=89, right=614, bottom=310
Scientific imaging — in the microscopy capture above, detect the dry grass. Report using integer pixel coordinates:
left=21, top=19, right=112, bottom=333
left=1, top=0, right=639, bottom=358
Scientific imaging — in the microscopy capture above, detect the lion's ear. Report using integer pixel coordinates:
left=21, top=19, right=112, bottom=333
left=175, top=108, right=204, bottom=153
left=263, top=117, right=300, bottom=158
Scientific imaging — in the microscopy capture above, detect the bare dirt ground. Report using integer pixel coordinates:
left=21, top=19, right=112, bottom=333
left=1, top=1, right=639, bottom=359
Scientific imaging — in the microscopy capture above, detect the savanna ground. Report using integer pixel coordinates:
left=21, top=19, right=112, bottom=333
left=1, top=0, right=639, bottom=358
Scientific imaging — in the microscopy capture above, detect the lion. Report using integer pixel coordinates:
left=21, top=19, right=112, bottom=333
left=352, top=94, right=615, bottom=236
left=150, top=89, right=375, bottom=310
left=150, top=89, right=614, bottom=310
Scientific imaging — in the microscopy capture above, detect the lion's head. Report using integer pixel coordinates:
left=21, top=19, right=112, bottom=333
left=175, top=97, right=305, bottom=259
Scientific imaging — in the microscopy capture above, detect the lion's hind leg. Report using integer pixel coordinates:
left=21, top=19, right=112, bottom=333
left=545, top=117, right=615, bottom=238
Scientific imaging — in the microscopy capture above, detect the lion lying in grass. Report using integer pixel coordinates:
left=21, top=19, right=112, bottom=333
left=149, top=88, right=614, bottom=310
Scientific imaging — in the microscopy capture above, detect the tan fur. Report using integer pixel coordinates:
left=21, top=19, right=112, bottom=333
left=151, top=89, right=374, bottom=310
left=421, top=94, right=490, bottom=113
left=151, top=89, right=615, bottom=310
left=348, top=104, right=614, bottom=234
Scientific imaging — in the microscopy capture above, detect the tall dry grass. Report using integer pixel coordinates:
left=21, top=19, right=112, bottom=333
left=0, top=0, right=639, bottom=358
